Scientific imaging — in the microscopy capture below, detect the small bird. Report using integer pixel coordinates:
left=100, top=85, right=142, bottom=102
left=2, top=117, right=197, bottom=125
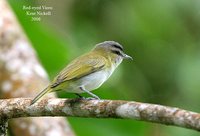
left=31, top=41, right=132, bottom=105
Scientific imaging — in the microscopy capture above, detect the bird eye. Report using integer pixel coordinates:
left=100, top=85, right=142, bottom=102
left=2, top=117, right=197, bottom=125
left=111, top=50, right=121, bottom=56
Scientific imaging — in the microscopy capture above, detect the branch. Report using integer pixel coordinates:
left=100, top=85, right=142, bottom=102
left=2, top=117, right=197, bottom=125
left=0, top=119, right=8, bottom=136
left=0, top=98, right=200, bottom=132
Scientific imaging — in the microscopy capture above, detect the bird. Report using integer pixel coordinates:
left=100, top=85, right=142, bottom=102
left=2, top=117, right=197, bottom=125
left=31, top=41, right=132, bottom=105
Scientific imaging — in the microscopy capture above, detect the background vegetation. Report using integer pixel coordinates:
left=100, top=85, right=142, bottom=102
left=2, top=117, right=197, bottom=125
left=8, top=0, right=200, bottom=135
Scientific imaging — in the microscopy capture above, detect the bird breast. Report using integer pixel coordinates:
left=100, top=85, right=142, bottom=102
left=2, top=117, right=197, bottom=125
left=81, top=70, right=110, bottom=90
left=66, top=57, right=123, bottom=93
left=81, top=58, right=122, bottom=91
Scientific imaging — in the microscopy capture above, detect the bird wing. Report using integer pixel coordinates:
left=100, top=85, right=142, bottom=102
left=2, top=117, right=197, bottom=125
left=51, top=54, right=106, bottom=88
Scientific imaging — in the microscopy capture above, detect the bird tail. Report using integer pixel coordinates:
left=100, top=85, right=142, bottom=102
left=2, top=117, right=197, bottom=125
left=31, top=86, right=52, bottom=105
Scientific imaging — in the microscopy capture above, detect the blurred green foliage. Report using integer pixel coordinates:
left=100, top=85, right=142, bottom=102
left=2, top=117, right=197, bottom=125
left=8, top=0, right=200, bottom=135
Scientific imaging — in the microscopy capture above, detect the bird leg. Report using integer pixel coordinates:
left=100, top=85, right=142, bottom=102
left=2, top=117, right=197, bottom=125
left=75, top=93, right=83, bottom=98
left=80, top=87, right=100, bottom=100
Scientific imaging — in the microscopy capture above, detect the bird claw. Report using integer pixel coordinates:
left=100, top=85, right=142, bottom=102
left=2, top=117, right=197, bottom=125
left=76, top=97, right=100, bottom=100
left=85, top=97, right=100, bottom=100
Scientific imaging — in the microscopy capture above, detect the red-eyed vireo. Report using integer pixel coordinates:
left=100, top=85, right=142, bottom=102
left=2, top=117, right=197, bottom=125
left=31, top=41, right=132, bottom=105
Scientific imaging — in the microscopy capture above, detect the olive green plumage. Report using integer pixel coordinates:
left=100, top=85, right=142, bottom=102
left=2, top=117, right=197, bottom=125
left=31, top=41, right=132, bottom=105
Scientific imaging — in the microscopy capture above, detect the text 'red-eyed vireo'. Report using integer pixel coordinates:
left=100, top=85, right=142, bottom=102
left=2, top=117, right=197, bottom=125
left=31, top=41, right=132, bottom=104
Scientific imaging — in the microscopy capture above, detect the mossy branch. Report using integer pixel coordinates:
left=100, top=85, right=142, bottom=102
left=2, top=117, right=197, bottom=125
left=0, top=98, right=200, bottom=133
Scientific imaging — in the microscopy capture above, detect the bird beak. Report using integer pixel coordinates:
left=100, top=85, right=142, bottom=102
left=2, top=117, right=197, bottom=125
left=122, top=53, right=133, bottom=60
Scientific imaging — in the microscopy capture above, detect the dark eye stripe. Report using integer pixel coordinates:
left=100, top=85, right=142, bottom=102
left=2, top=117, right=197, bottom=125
left=111, top=50, right=121, bottom=56
left=112, top=44, right=123, bottom=51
